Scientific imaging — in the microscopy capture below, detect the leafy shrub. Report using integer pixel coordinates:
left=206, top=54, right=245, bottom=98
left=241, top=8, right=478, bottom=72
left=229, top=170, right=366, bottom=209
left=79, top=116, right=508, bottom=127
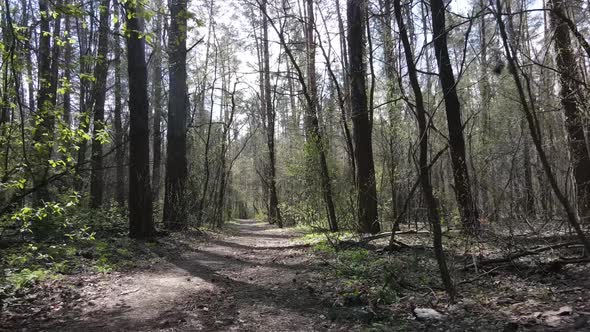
left=305, top=233, right=431, bottom=305
left=280, top=201, right=325, bottom=228
left=5, top=268, right=50, bottom=291
left=0, top=204, right=157, bottom=301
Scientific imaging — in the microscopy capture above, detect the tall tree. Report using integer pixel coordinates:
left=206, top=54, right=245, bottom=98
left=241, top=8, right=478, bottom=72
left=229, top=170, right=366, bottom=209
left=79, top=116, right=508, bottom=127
left=477, top=0, right=491, bottom=214
left=430, top=0, right=480, bottom=234
left=261, top=0, right=282, bottom=227
left=48, top=0, right=62, bottom=107
left=32, top=0, right=54, bottom=203
left=152, top=1, right=163, bottom=201
left=379, top=0, right=400, bottom=225
left=125, top=0, right=155, bottom=238
left=163, top=0, right=189, bottom=229
left=75, top=3, right=91, bottom=190
left=548, top=0, right=590, bottom=225
left=62, top=15, right=72, bottom=128
left=493, top=0, right=590, bottom=253
left=393, top=0, right=455, bottom=301
left=347, top=0, right=379, bottom=234
left=304, top=0, right=338, bottom=232
left=89, top=0, right=111, bottom=208
left=113, top=0, right=125, bottom=207
left=335, top=0, right=351, bottom=119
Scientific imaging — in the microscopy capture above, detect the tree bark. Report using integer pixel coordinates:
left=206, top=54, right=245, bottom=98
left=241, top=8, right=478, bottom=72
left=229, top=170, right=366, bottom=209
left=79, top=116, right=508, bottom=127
left=262, top=0, right=282, bottom=227
left=347, top=0, right=379, bottom=234
left=89, top=0, right=111, bottom=208
left=548, top=0, right=590, bottom=225
left=152, top=2, right=163, bottom=201
left=335, top=0, right=351, bottom=119
left=522, top=119, right=535, bottom=215
left=125, top=0, right=155, bottom=238
left=48, top=0, right=61, bottom=108
left=113, top=1, right=125, bottom=207
left=75, top=10, right=91, bottom=190
left=63, top=15, right=72, bottom=128
left=393, top=0, right=455, bottom=301
left=32, top=0, right=54, bottom=204
left=493, top=0, right=590, bottom=253
left=306, top=0, right=338, bottom=232
left=380, top=0, right=400, bottom=226
left=163, top=0, right=189, bottom=229
left=430, top=0, right=480, bottom=234
left=478, top=0, right=491, bottom=215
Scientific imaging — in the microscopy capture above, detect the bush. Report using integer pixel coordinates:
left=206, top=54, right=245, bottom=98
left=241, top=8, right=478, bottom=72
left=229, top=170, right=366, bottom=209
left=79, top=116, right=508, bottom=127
left=0, top=203, right=157, bottom=302
left=280, top=201, right=325, bottom=228
left=306, top=233, right=436, bottom=306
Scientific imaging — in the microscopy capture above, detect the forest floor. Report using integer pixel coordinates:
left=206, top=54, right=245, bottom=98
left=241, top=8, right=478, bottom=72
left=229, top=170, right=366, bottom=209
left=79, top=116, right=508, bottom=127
left=2, top=219, right=590, bottom=331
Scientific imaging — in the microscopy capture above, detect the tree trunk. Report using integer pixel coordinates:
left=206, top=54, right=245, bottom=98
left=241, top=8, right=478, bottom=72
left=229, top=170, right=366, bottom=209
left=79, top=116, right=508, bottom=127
left=63, top=15, right=72, bottom=128
left=335, top=0, right=351, bottom=119
left=48, top=0, right=61, bottom=108
left=522, top=119, right=535, bottom=215
left=347, top=0, right=379, bottom=234
left=478, top=0, right=491, bottom=215
left=152, top=2, right=163, bottom=201
left=306, top=0, right=338, bottom=232
left=75, top=11, right=91, bottom=191
left=260, top=0, right=338, bottom=232
left=262, top=0, right=282, bottom=227
left=430, top=0, right=480, bottom=234
left=493, top=0, right=590, bottom=253
left=380, top=0, right=400, bottom=226
left=32, top=0, right=54, bottom=204
left=22, top=0, right=35, bottom=114
left=393, top=0, right=455, bottom=301
left=548, top=0, right=590, bottom=225
left=113, top=1, right=125, bottom=207
left=163, top=0, right=189, bottom=229
left=89, top=0, right=111, bottom=208
left=125, top=0, right=154, bottom=239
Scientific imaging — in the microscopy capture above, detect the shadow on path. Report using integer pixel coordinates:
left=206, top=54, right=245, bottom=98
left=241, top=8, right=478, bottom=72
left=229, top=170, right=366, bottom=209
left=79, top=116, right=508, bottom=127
left=35, top=219, right=347, bottom=332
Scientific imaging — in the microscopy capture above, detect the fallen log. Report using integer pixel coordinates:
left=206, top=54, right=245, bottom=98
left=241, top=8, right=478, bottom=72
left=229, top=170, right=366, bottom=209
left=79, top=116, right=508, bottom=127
left=464, top=241, right=580, bottom=270
left=544, top=257, right=590, bottom=272
left=361, top=230, right=431, bottom=243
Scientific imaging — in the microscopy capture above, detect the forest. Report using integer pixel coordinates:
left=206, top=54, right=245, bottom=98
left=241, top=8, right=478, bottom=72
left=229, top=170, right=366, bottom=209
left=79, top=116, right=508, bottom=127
left=1, top=0, right=590, bottom=330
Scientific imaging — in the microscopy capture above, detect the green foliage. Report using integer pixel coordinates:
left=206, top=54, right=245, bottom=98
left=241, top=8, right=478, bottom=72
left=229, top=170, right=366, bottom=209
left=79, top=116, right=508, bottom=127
left=5, top=268, right=50, bottom=291
left=325, top=246, right=403, bottom=305
left=305, top=232, right=439, bottom=306
left=0, top=206, right=158, bottom=301
left=279, top=201, right=323, bottom=227
left=254, top=210, right=267, bottom=223
left=11, top=194, right=80, bottom=239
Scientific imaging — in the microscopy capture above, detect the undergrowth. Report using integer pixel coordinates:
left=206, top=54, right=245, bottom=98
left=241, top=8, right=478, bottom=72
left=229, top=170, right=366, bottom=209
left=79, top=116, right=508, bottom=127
left=0, top=205, right=160, bottom=305
left=301, top=231, right=441, bottom=306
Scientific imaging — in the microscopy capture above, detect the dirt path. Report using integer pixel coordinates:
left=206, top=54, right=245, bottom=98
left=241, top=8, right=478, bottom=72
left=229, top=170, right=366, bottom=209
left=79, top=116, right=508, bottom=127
left=25, top=220, right=354, bottom=331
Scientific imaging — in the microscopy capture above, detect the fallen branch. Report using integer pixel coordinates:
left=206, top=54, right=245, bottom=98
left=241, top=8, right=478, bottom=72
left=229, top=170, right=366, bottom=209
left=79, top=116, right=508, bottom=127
left=544, top=257, right=590, bottom=270
left=361, top=230, right=431, bottom=243
left=464, top=241, right=579, bottom=270
left=458, top=266, right=502, bottom=285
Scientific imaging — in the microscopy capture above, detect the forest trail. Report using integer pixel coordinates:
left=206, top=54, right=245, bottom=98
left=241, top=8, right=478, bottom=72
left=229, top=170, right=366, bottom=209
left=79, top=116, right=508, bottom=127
left=26, top=220, right=351, bottom=332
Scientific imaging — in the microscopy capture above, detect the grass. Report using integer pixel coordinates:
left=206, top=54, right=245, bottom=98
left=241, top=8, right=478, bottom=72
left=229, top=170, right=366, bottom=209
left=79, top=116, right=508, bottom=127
left=296, top=228, right=356, bottom=246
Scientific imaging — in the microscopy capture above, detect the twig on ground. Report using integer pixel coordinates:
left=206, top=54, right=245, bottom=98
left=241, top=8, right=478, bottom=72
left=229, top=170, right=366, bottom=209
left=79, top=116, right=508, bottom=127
left=458, top=266, right=502, bottom=285
left=463, top=241, right=580, bottom=270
